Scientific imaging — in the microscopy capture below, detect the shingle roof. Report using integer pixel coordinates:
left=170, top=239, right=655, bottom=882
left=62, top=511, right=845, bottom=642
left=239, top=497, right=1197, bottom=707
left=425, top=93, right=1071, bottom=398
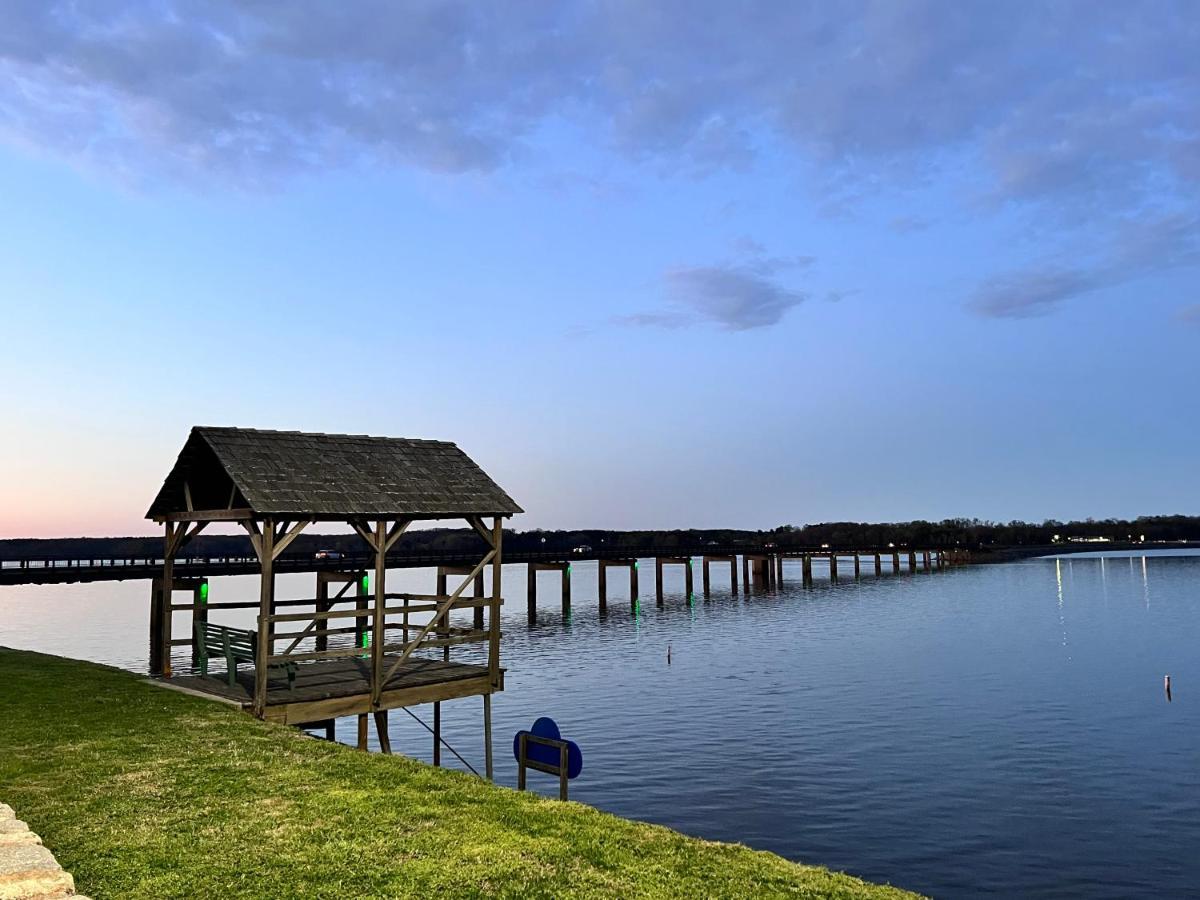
left=146, top=426, right=522, bottom=520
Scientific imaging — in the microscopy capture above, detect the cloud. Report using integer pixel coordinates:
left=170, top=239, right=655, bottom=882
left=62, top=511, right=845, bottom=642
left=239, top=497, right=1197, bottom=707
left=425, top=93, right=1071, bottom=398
left=620, top=260, right=807, bottom=331
left=971, top=214, right=1200, bottom=318
left=0, top=0, right=1196, bottom=214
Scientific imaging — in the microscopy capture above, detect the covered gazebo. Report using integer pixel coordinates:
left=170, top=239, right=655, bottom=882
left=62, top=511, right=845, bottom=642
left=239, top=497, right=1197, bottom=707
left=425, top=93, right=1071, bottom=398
left=145, top=426, right=521, bottom=775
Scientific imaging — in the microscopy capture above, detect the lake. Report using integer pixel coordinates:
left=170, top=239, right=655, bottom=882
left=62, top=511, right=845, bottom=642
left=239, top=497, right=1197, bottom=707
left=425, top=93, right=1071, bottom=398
left=2, top=550, right=1198, bottom=897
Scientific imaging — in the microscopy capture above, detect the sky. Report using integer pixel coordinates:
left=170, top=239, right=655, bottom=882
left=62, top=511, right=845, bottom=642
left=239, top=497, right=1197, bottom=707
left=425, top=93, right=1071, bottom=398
left=0, top=1, right=1198, bottom=538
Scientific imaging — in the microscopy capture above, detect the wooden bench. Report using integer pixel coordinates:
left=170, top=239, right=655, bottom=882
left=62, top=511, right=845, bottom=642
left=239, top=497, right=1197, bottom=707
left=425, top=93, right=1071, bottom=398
left=194, top=622, right=296, bottom=690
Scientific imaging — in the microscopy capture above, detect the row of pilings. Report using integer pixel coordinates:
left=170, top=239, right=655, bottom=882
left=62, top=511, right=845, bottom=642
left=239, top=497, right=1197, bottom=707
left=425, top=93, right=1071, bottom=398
left=521, top=548, right=971, bottom=620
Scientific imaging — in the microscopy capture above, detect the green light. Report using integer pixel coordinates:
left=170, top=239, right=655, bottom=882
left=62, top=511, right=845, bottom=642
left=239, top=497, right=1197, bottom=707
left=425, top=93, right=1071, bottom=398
left=361, top=632, right=369, bottom=649
left=567, top=564, right=572, bottom=575
left=199, top=580, right=209, bottom=602
left=634, top=561, right=639, bottom=569
left=360, top=573, right=369, bottom=594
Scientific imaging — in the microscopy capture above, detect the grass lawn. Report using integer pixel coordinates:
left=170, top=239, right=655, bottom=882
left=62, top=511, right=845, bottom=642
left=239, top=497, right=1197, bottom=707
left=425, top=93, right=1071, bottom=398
left=0, top=649, right=919, bottom=899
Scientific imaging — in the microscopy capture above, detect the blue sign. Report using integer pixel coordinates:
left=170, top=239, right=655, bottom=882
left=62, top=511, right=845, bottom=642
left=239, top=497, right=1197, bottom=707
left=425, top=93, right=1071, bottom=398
left=513, top=716, right=583, bottom=779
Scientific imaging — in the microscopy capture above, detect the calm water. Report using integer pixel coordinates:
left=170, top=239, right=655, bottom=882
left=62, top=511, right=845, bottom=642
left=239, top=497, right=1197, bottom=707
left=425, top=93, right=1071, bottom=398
left=3, top=551, right=1199, bottom=897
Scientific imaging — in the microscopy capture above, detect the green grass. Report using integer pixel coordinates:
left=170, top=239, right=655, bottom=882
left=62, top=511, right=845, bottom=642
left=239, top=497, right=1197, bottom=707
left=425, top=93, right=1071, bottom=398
left=0, top=649, right=919, bottom=899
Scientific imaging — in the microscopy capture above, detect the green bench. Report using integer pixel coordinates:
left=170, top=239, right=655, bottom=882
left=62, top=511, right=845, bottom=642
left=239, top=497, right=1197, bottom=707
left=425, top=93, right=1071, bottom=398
left=194, top=622, right=296, bottom=690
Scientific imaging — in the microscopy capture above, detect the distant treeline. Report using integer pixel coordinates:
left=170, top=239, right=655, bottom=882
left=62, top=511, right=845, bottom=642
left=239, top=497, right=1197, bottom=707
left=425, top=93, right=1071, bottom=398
left=1, top=515, right=1196, bottom=561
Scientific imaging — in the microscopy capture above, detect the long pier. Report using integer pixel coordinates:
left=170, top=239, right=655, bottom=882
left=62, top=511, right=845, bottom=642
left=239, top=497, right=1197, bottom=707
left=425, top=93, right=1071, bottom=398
left=0, top=545, right=967, bottom=588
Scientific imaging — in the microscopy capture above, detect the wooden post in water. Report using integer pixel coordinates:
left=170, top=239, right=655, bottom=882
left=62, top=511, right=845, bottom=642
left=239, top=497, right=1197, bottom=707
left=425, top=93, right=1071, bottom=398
left=433, top=702, right=441, bottom=766
left=829, top=553, right=838, bottom=582
left=685, top=558, right=694, bottom=597
left=562, top=563, right=571, bottom=616
left=923, top=551, right=932, bottom=572
left=741, top=554, right=750, bottom=591
left=908, top=551, right=917, bottom=573
left=802, top=554, right=813, bottom=586
left=875, top=553, right=883, bottom=576
left=599, top=561, right=608, bottom=608
left=655, top=557, right=665, bottom=605
left=854, top=554, right=861, bottom=578
left=702, top=556, right=711, bottom=595
left=892, top=551, right=901, bottom=573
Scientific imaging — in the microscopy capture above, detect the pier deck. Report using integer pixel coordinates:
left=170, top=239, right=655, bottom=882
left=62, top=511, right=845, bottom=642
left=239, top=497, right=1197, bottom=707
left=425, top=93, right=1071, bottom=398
left=162, top=655, right=500, bottom=726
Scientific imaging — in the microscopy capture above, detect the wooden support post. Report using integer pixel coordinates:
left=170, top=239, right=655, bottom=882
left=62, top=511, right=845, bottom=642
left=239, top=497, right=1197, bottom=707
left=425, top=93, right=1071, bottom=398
left=923, top=551, right=932, bottom=572
left=433, top=702, right=441, bottom=766
left=355, top=572, right=368, bottom=653
left=315, top=574, right=330, bottom=654
left=149, top=578, right=164, bottom=675
left=371, top=521, right=386, bottom=706
left=357, top=714, right=368, bottom=751
left=253, top=520, right=274, bottom=718
left=829, top=553, right=839, bottom=582
left=741, top=554, right=750, bottom=591
left=908, top=551, right=917, bottom=573
left=875, top=553, right=883, bottom=576
left=374, top=710, right=391, bottom=754
left=473, top=569, right=485, bottom=630
left=730, top=557, right=739, bottom=594
left=598, top=561, right=608, bottom=611
left=527, top=563, right=537, bottom=621
left=892, top=551, right=901, bottom=572
left=490, top=517, right=503, bottom=689
left=802, top=554, right=813, bottom=586
left=630, top=561, right=639, bottom=604
left=684, top=558, right=694, bottom=597
left=702, top=557, right=711, bottom=596
left=325, top=720, right=336, bottom=742
left=776, top=553, right=784, bottom=586
left=156, top=522, right=175, bottom=676
left=562, top=563, right=571, bottom=617
left=655, top=557, right=664, bottom=605
left=853, top=554, right=861, bottom=578
left=484, top=692, right=494, bottom=781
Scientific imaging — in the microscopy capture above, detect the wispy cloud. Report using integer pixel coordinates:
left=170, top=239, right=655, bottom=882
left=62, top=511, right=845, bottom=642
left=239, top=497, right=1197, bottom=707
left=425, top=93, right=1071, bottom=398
left=971, top=214, right=1200, bottom=318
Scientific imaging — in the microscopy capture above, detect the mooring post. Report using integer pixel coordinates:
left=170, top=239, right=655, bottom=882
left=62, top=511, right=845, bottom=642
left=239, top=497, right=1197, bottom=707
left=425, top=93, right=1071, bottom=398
left=730, top=556, right=739, bottom=594
left=923, top=550, right=932, bottom=572
left=892, top=551, right=901, bottom=573
left=829, top=553, right=838, bottom=582
left=630, top=560, right=639, bottom=603
left=702, top=557, right=711, bottom=596
left=802, top=554, right=813, bottom=586
left=685, top=558, right=694, bottom=597
left=776, top=553, right=784, bottom=585
left=655, top=557, right=665, bottom=605
left=374, top=710, right=391, bottom=754
left=484, top=693, right=494, bottom=781
left=527, top=563, right=537, bottom=621
left=357, top=713, right=368, bottom=750
left=562, top=563, right=572, bottom=616
left=742, top=554, right=750, bottom=591
left=854, top=554, right=861, bottom=578
left=433, top=701, right=441, bottom=766
left=875, top=553, right=883, bottom=576
left=598, top=562, right=608, bottom=610
left=908, top=551, right=917, bottom=573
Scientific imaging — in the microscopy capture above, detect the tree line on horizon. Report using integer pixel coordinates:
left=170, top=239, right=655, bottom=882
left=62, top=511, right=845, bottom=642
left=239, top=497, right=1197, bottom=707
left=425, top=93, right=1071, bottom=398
left=1, top=515, right=1196, bottom=561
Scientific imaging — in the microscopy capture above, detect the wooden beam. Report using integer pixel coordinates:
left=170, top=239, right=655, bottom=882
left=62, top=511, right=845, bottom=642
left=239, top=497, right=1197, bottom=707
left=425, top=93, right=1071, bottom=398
left=159, top=508, right=254, bottom=523
left=382, top=520, right=412, bottom=554
left=271, top=520, right=312, bottom=560
left=243, top=520, right=264, bottom=564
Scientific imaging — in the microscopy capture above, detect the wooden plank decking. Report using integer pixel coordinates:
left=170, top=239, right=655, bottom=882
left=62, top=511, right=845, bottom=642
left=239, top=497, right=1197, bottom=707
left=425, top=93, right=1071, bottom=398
left=160, top=655, right=501, bottom=725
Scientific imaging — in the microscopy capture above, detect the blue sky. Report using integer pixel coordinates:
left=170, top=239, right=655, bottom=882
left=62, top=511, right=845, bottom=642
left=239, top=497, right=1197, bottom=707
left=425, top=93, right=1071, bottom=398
left=1, top=1, right=1197, bottom=537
